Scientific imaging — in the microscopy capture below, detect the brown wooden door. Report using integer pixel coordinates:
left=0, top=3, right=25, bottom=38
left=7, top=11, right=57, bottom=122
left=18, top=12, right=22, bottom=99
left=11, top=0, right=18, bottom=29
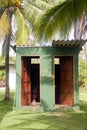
left=21, top=57, right=31, bottom=106
left=60, top=56, right=74, bottom=105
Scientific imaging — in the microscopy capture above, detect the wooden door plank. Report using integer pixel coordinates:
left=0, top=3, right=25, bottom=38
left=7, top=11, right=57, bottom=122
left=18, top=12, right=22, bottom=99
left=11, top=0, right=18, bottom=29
left=60, top=56, right=74, bottom=105
left=21, top=57, right=31, bottom=106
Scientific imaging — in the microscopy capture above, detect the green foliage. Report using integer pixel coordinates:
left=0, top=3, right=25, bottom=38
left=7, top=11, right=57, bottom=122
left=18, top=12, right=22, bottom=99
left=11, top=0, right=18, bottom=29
left=0, top=0, right=53, bottom=46
left=0, top=57, right=5, bottom=80
left=0, top=56, right=5, bottom=65
left=14, top=8, right=30, bottom=45
left=36, top=0, right=87, bottom=41
left=79, top=59, right=87, bottom=87
left=0, top=56, right=15, bottom=81
left=0, top=70, right=6, bottom=80
left=0, top=91, right=14, bottom=123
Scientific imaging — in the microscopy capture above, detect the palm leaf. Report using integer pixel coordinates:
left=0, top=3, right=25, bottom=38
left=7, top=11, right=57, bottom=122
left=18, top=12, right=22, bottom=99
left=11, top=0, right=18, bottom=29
left=23, top=0, right=53, bottom=41
left=24, top=0, right=51, bottom=10
left=43, top=0, right=56, bottom=4
left=0, top=9, right=10, bottom=39
left=23, top=0, right=51, bottom=27
left=14, top=8, right=30, bottom=45
left=37, top=0, right=87, bottom=41
left=23, top=4, right=42, bottom=27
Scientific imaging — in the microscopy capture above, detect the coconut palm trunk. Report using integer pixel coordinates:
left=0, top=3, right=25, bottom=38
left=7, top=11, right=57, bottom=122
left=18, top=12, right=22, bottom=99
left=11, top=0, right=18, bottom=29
left=4, top=36, right=10, bottom=100
left=74, top=13, right=85, bottom=40
left=4, top=11, right=12, bottom=100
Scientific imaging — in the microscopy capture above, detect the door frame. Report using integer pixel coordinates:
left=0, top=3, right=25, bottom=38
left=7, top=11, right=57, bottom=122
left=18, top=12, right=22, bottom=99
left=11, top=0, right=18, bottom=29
left=21, top=55, right=41, bottom=106
left=53, top=55, right=75, bottom=106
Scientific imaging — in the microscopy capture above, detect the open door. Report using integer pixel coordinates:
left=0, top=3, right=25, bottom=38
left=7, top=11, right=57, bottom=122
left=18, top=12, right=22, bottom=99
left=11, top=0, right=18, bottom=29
left=60, top=56, right=74, bottom=105
left=21, top=56, right=40, bottom=106
left=55, top=56, right=74, bottom=106
left=21, top=57, right=31, bottom=106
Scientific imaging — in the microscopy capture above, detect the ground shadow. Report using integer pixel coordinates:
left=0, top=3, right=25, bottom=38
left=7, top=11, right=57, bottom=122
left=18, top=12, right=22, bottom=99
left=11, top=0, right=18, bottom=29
left=0, top=91, right=14, bottom=123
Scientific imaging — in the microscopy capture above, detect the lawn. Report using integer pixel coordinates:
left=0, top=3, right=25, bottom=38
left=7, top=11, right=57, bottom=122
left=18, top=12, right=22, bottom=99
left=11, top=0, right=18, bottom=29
left=0, top=88, right=87, bottom=130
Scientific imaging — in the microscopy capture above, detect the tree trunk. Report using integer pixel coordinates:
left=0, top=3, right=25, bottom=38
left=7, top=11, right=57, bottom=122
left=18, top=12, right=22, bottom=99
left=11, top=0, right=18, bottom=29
left=74, top=19, right=80, bottom=39
left=4, top=9, right=13, bottom=100
left=74, top=13, right=85, bottom=40
left=75, top=13, right=87, bottom=89
left=4, top=36, right=10, bottom=100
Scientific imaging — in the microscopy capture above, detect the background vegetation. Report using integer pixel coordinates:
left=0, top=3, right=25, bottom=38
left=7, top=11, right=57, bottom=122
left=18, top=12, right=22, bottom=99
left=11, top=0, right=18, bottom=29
left=79, top=59, right=87, bottom=87
left=0, top=70, right=5, bottom=80
left=0, top=56, right=15, bottom=80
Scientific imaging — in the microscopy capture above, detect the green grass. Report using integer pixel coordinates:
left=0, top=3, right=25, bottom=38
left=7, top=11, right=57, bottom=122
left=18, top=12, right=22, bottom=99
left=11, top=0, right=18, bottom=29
left=0, top=90, right=14, bottom=123
left=0, top=88, right=87, bottom=130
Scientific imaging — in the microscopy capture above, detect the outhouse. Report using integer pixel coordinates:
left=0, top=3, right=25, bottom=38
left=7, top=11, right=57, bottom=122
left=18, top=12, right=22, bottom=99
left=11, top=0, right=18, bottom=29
left=16, top=40, right=86, bottom=111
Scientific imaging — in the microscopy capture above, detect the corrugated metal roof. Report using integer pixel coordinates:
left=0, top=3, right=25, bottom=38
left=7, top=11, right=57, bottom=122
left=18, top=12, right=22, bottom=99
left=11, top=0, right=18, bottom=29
left=52, top=40, right=87, bottom=48
left=17, top=39, right=87, bottom=48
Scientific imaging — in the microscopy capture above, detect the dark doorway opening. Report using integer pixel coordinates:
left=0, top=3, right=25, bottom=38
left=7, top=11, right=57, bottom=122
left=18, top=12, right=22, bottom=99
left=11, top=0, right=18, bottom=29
left=54, top=56, right=74, bottom=106
left=31, top=63, right=40, bottom=102
left=55, top=64, right=60, bottom=104
left=21, top=56, right=40, bottom=106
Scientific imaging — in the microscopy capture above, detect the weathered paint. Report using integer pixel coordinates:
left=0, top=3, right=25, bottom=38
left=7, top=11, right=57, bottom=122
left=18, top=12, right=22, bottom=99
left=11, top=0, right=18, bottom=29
left=16, top=47, right=80, bottom=111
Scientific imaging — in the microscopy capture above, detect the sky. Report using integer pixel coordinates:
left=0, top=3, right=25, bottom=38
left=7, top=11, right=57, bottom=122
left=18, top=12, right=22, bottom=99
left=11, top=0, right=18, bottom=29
left=0, top=43, right=16, bottom=57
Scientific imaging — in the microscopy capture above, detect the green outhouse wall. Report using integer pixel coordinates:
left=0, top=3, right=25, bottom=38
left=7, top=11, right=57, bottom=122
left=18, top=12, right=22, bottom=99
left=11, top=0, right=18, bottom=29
left=16, top=47, right=79, bottom=111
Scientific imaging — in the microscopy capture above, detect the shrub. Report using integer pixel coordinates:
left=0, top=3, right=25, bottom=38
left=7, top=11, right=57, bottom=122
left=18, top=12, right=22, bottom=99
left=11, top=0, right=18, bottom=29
left=0, top=70, right=6, bottom=80
left=79, top=59, right=87, bottom=87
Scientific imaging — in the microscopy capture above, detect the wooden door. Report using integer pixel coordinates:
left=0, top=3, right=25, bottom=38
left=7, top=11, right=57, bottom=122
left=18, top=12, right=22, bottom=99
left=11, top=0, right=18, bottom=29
left=60, top=56, right=74, bottom=105
left=21, top=57, right=31, bottom=106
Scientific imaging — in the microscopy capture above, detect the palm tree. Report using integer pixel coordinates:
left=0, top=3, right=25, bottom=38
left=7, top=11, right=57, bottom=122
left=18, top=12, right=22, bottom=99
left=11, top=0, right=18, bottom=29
left=36, top=0, right=87, bottom=41
left=0, top=0, right=53, bottom=100
left=74, top=12, right=86, bottom=40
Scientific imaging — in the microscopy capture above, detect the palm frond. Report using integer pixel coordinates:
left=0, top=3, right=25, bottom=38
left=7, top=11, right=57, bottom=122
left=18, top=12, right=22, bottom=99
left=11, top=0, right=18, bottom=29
left=23, top=4, right=42, bottom=28
left=23, top=0, right=53, bottom=40
left=14, top=7, right=30, bottom=45
left=43, top=0, right=56, bottom=4
left=0, top=9, right=10, bottom=39
left=37, top=0, right=87, bottom=41
left=25, top=0, right=51, bottom=10
left=23, top=0, right=51, bottom=27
